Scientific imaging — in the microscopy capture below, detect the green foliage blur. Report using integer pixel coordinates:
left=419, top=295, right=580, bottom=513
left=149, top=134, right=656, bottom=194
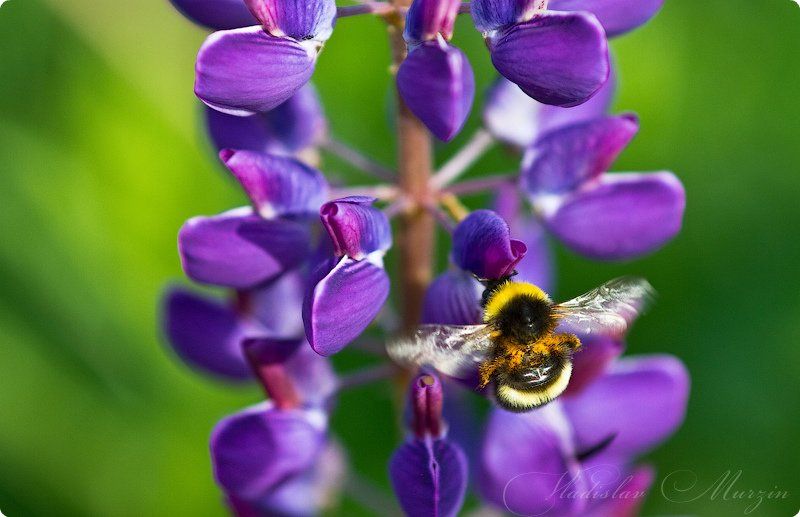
left=0, top=0, right=798, bottom=515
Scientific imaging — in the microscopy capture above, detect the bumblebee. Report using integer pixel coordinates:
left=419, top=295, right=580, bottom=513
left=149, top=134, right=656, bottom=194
left=389, top=276, right=654, bottom=412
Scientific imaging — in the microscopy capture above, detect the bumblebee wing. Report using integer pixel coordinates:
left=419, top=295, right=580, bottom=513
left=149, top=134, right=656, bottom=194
left=555, top=277, right=655, bottom=337
left=388, top=324, right=494, bottom=378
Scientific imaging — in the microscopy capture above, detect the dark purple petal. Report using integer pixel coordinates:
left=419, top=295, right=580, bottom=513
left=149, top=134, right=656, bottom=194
left=162, top=287, right=251, bottom=380
left=320, top=197, right=392, bottom=259
left=169, top=0, right=256, bottom=30
left=471, top=0, right=547, bottom=33
left=550, top=0, right=663, bottom=37
left=389, top=439, right=468, bottom=517
left=562, top=355, right=690, bottom=460
left=195, top=27, right=317, bottom=116
left=404, top=0, right=462, bottom=43
left=564, top=335, right=624, bottom=397
left=303, top=257, right=390, bottom=356
left=244, top=0, right=336, bottom=41
left=584, top=464, right=654, bottom=517
left=397, top=40, right=475, bottom=142
left=422, top=270, right=483, bottom=325
left=478, top=405, right=588, bottom=516
left=211, top=404, right=326, bottom=500
left=220, top=150, right=328, bottom=218
left=410, top=374, right=445, bottom=439
left=489, top=11, right=609, bottom=107
left=452, top=209, right=527, bottom=280
left=521, top=114, right=638, bottom=195
left=178, top=208, right=311, bottom=289
left=205, top=83, right=327, bottom=156
left=540, top=172, right=685, bottom=260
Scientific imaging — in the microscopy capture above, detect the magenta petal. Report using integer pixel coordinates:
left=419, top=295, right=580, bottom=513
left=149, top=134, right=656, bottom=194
left=585, top=464, right=654, bottom=516
left=564, top=335, right=624, bottom=397
left=220, top=150, right=328, bottom=218
left=562, top=355, right=690, bottom=459
left=389, top=439, right=468, bottom=517
left=404, top=0, right=462, bottom=43
left=397, top=40, right=475, bottom=142
left=195, top=27, right=316, bottom=116
left=522, top=114, right=639, bottom=195
left=163, top=288, right=251, bottom=380
left=169, top=0, right=256, bottom=30
left=489, top=11, right=609, bottom=107
left=550, top=0, right=663, bottom=37
left=210, top=404, right=326, bottom=500
left=452, top=209, right=527, bottom=280
left=422, top=270, right=483, bottom=325
left=303, top=257, right=390, bottom=356
left=244, top=0, right=336, bottom=41
left=178, top=209, right=311, bottom=289
left=320, top=197, right=392, bottom=259
left=541, top=172, right=686, bottom=260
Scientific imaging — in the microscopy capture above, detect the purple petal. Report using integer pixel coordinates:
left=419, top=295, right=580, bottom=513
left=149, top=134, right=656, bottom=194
left=303, top=257, right=390, bottom=356
left=178, top=208, right=311, bottom=289
left=562, top=355, right=690, bottom=460
left=478, top=405, right=587, bottom=516
left=521, top=114, right=638, bottom=195
left=397, top=40, right=475, bottom=142
left=220, top=150, right=328, bottom=218
left=452, top=209, right=527, bottom=280
left=489, top=11, right=609, bottom=107
left=471, top=0, right=548, bottom=33
left=389, top=439, right=468, bottom=517
left=564, top=335, right=624, bottom=397
left=483, top=72, right=615, bottom=148
left=195, top=27, right=316, bottom=116
left=210, top=404, right=326, bottom=500
left=249, top=271, right=305, bottom=338
left=404, top=0, right=462, bottom=43
left=540, top=172, right=686, bottom=260
left=244, top=0, right=336, bottom=41
left=584, top=464, right=654, bottom=516
left=320, top=197, right=392, bottom=259
left=169, top=0, right=256, bottom=30
left=409, top=374, right=445, bottom=439
left=422, top=270, right=483, bottom=325
left=205, top=83, right=327, bottom=156
left=550, top=0, right=663, bottom=37
left=162, top=287, right=251, bottom=380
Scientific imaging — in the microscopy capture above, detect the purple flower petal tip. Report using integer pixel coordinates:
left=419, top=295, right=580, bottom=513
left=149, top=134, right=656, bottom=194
left=169, top=0, right=256, bottom=30
left=390, top=439, right=468, bottom=517
left=550, top=0, right=664, bottom=37
left=163, top=287, right=251, bottom=380
left=410, top=374, right=445, bottom=438
left=565, top=335, right=624, bottom=396
left=452, top=209, right=527, bottom=280
left=178, top=209, right=312, bottom=289
left=245, top=0, right=336, bottom=41
left=303, top=257, right=390, bottom=356
left=522, top=114, right=639, bottom=195
left=542, top=172, right=686, bottom=261
left=220, top=150, right=328, bottom=218
left=422, top=270, right=484, bottom=325
left=404, top=0, right=462, bottom=43
left=471, top=0, right=548, bottom=33
left=397, top=40, right=475, bottom=142
left=489, top=11, right=609, bottom=107
left=195, top=26, right=317, bottom=116
left=320, top=196, right=392, bottom=259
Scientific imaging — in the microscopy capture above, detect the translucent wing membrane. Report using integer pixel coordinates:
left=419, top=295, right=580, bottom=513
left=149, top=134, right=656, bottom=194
left=555, top=277, right=655, bottom=337
left=388, top=324, right=494, bottom=378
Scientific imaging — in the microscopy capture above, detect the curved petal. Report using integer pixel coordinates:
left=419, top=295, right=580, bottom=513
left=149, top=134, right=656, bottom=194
left=563, top=335, right=624, bottom=397
left=205, top=83, right=327, bottom=156
left=489, top=11, right=609, bottom=107
left=562, top=355, right=690, bottom=460
left=320, top=197, right=392, bottom=260
left=389, top=439, right=468, bottom=517
left=549, top=0, right=663, bottom=37
left=471, top=0, right=547, bottom=33
left=512, top=217, right=554, bottom=293
left=244, top=0, right=336, bottom=41
left=220, top=150, right=328, bottom=218
left=250, top=271, right=306, bottom=338
left=521, top=114, right=638, bottom=195
left=397, top=40, right=475, bottom=142
left=540, top=172, right=686, bottom=261
left=404, top=0, right=462, bottom=43
left=169, top=0, right=256, bottom=30
left=210, top=404, right=326, bottom=500
left=452, top=209, right=527, bottom=280
left=303, top=257, right=390, bottom=356
left=195, top=27, right=316, bottom=116
left=422, top=270, right=483, bottom=325
left=162, top=287, right=251, bottom=380
left=178, top=208, right=312, bottom=289
left=584, top=464, right=654, bottom=517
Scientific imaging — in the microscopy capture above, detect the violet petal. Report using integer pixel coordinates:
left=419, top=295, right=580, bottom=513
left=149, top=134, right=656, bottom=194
left=549, top=0, right=663, bottom=37
left=404, top=0, right=462, bottom=44
left=471, top=0, right=548, bottom=33
left=169, top=0, right=256, bottom=30
left=249, top=271, right=306, bottom=338
left=422, top=270, right=483, bottom=325
left=564, top=335, right=624, bottom=397
left=195, top=26, right=317, bottom=116
left=584, top=464, right=654, bottom=516
left=320, top=197, right=392, bottom=260
left=452, top=209, right=527, bottom=280
left=244, top=0, right=336, bottom=41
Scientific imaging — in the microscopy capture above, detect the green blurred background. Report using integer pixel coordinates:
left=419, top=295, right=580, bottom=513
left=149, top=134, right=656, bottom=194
left=1, top=0, right=799, bottom=515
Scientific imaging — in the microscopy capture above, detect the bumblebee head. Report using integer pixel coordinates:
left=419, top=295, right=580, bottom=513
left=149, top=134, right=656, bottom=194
left=482, top=281, right=556, bottom=342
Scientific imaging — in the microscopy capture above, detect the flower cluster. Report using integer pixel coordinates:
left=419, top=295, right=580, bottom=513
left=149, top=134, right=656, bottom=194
left=162, top=0, right=688, bottom=515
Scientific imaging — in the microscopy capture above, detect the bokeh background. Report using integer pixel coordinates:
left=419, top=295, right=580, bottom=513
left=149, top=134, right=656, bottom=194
left=1, top=0, right=799, bottom=515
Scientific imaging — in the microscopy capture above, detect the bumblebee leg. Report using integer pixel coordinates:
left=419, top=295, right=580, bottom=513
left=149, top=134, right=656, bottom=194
left=478, top=358, right=503, bottom=388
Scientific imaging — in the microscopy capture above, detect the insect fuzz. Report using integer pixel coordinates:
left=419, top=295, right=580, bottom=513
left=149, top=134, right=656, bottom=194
left=478, top=280, right=581, bottom=412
